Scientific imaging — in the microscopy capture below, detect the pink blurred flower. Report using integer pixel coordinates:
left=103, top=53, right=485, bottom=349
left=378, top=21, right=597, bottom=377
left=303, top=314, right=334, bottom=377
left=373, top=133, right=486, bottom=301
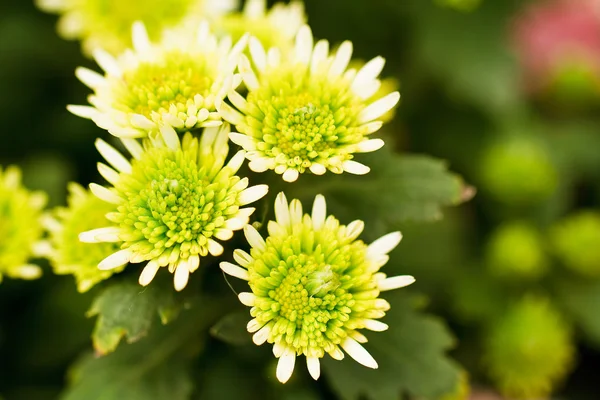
left=512, top=0, right=600, bottom=93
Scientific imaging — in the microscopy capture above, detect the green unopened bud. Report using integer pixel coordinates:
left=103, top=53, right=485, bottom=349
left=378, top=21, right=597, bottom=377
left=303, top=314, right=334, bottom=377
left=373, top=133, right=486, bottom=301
left=551, top=211, right=600, bottom=277
left=486, top=221, right=548, bottom=281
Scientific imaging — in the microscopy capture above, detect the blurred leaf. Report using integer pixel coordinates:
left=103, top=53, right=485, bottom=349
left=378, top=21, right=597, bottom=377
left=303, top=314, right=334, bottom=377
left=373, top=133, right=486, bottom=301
left=62, top=297, right=225, bottom=400
left=87, top=280, right=183, bottom=355
left=407, top=0, right=523, bottom=115
left=556, top=279, right=600, bottom=349
left=282, top=148, right=468, bottom=240
left=210, top=311, right=253, bottom=346
left=323, top=291, right=460, bottom=399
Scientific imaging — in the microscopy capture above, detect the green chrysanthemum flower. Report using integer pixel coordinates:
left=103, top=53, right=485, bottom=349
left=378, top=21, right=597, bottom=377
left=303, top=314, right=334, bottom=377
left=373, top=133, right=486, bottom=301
left=485, top=221, right=548, bottom=281
left=214, top=0, right=305, bottom=52
left=551, top=211, right=600, bottom=277
left=220, top=192, right=415, bottom=383
left=45, top=183, right=123, bottom=292
left=68, top=21, right=247, bottom=139
left=220, top=25, right=400, bottom=182
left=0, top=166, right=47, bottom=282
left=36, top=0, right=238, bottom=56
left=484, top=296, right=575, bottom=399
left=80, top=124, right=268, bottom=291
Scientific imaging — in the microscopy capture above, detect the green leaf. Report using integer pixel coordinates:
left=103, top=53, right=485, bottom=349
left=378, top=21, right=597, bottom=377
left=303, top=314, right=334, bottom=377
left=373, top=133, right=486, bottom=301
left=323, top=291, right=461, bottom=399
left=62, top=297, right=226, bottom=400
left=210, top=311, right=253, bottom=346
left=282, top=148, right=468, bottom=240
left=87, top=280, right=183, bottom=355
left=556, top=279, right=600, bottom=349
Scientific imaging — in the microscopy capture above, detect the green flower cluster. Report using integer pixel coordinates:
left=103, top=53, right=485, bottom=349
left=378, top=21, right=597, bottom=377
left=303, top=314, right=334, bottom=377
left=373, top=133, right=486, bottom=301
left=36, top=0, right=413, bottom=385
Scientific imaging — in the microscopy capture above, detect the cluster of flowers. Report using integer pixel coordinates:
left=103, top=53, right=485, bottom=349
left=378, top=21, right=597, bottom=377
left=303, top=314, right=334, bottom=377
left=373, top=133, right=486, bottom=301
left=2, top=0, right=414, bottom=384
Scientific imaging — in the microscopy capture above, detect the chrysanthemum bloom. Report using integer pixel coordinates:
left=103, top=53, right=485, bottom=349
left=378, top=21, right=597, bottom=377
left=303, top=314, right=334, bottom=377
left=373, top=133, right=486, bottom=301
left=36, top=0, right=238, bottom=56
left=213, top=0, right=305, bottom=52
left=45, top=183, right=124, bottom=292
left=68, top=21, right=247, bottom=139
left=0, top=166, right=47, bottom=282
left=220, top=192, right=415, bottom=383
left=220, top=25, right=400, bottom=182
left=550, top=211, right=600, bottom=277
left=80, top=124, right=268, bottom=291
left=484, top=296, right=574, bottom=399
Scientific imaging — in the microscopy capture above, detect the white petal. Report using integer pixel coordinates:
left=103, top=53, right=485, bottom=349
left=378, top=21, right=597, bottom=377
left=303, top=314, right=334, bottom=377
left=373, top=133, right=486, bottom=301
left=75, top=67, right=105, bottom=89
left=362, top=121, right=384, bottom=134
left=350, top=331, right=369, bottom=343
left=160, top=124, right=181, bottom=150
left=207, top=239, right=224, bottom=256
left=306, top=356, right=320, bottom=380
left=99, top=249, right=132, bottom=270
left=233, top=249, right=253, bottom=267
left=220, top=261, right=249, bottom=280
left=219, top=102, right=246, bottom=126
left=248, top=158, right=271, bottom=173
left=378, top=275, right=415, bottom=291
left=249, top=36, right=267, bottom=72
left=247, top=318, right=262, bottom=333
left=238, top=54, right=260, bottom=91
left=226, top=151, right=246, bottom=174
left=309, top=163, right=326, bottom=175
left=244, top=0, right=265, bottom=17
left=252, top=324, right=271, bottom=345
left=355, top=80, right=382, bottom=100
left=274, top=192, right=291, bottom=228
left=67, top=105, right=97, bottom=119
left=352, top=56, right=385, bottom=91
left=139, top=261, right=160, bottom=286
left=93, top=48, right=121, bottom=76
left=276, top=349, right=297, bottom=384
left=244, top=225, right=266, bottom=251
left=358, top=92, right=401, bottom=123
left=174, top=262, right=190, bottom=292
left=329, top=346, right=345, bottom=360
left=238, top=292, right=256, bottom=306
left=97, top=162, right=120, bottom=185
left=343, top=160, right=370, bottom=175
left=239, top=184, right=269, bottom=205
left=311, top=194, right=327, bottom=231
left=273, top=342, right=286, bottom=358
left=310, top=40, right=329, bottom=74
left=130, top=114, right=155, bottom=130
left=367, top=231, right=402, bottom=257
left=120, top=138, right=144, bottom=159
left=341, top=337, right=378, bottom=369
left=289, top=199, right=303, bottom=226
left=346, top=220, right=364, bottom=240
left=329, top=41, right=353, bottom=78
left=214, top=228, right=234, bottom=241
left=188, top=254, right=200, bottom=273
left=282, top=168, right=299, bottom=182
left=356, top=139, right=385, bottom=153
left=364, top=319, right=389, bottom=332
left=95, top=138, right=132, bottom=173
left=225, top=217, right=247, bottom=231
left=229, top=132, right=257, bottom=151
left=228, top=89, right=250, bottom=113
left=267, top=47, right=281, bottom=67
left=294, top=25, right=313, bottom=65
left=89, top=183, right=121, bottom=204
left=79, top=227, right=120, bottom=243
left=131, top=21, right=152, bottom=53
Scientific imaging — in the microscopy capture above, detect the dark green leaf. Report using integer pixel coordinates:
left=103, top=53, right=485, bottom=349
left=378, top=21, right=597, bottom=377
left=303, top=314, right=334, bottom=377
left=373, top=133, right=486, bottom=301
left=323, top=291, right=460, bottom=399
left=87, top=280, right=183, bottom=355
left=62, top=297, right=226, bottom=400
left=283, top=148, right=468, bottom=240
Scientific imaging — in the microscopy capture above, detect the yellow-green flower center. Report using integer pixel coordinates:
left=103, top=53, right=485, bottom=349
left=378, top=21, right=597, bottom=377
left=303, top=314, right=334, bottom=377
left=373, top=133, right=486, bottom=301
left=113, top=52, right=217, bottom=119
left=112, top=146, right=242, bottom=263
left=244, top=68, right=366, bottom=172
left=248, top=221, right=381, bottom=357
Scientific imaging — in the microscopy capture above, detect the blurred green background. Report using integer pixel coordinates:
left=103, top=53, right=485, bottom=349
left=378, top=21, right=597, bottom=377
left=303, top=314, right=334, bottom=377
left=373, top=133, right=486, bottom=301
left=3, top=0, right=600, bottom=399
